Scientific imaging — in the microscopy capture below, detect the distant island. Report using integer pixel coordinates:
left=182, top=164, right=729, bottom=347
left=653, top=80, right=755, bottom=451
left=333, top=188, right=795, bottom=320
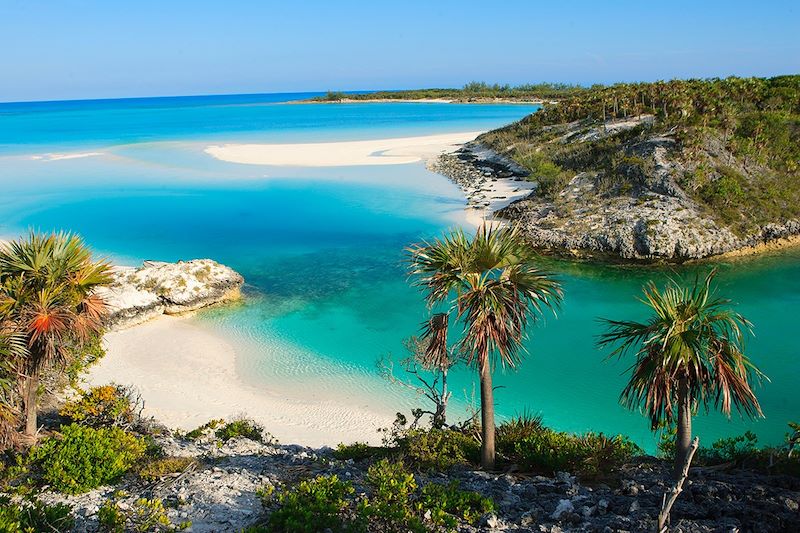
left=429, top=75, right=800, bottom=261
left=301, top=81, right=583, bottom=104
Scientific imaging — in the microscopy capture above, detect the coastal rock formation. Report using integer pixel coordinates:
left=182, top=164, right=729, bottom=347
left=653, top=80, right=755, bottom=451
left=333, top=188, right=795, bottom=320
left=432, top=127, right=800, bottom=262
left=40, top=431, right=800, bottom=532
left=97, top=259, right=244, bottom=330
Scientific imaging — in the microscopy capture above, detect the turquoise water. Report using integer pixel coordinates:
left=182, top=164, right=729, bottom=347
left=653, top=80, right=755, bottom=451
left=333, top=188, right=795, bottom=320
left=1, top=93, right=797, bottom=451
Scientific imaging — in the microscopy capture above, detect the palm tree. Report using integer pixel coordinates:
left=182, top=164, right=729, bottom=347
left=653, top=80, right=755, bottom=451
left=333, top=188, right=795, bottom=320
left=407, top=224, right=563, bottom=470
left=0, top=232, right=111, bottom=437
left=597, top=271, right=764, bottom=478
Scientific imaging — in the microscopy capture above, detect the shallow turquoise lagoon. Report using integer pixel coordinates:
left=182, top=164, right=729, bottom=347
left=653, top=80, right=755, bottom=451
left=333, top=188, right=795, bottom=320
left=1, top=93, right=797, bottom=451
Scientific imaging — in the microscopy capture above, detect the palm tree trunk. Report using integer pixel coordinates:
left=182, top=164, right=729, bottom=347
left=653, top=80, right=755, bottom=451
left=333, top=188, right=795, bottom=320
left=674, top=377, right=692, bottom=480
left=479, top=356, right=496, bottom=471
left=24, top=373, right=39, bottom=437
left=439, top=368, right=448, bottom=428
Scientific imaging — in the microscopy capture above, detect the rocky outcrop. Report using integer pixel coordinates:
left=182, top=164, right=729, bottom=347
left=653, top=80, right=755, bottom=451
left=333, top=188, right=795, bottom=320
left=40, top=431, right=800, bottom=532
left=97, top=259, right=244, bottom=330
left=432, top=120, right=800, bottom=262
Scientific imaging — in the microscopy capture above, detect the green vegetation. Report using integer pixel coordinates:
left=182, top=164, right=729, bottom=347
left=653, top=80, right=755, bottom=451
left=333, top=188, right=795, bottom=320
left=394, top=428, right=479, bottom=472
left=184, top=418, right=224, bottom=440
left=215, top=418, right=268, bottom=443
left=332, top=441, right=388, bottom=462
left=60, top=384, right=140, bottom=429
left=261, top=460, right=494, bottom=532
left=28, top=424, right=146, bottom=494
left=99, top=492, right=190, bottom=532
left=479, top=75, right=800, bottom=235
left=598, top=270, right=764, bottom=478
left=0, top=495, right=74, bottom=532
left=265, top=475, right=355, bottom=533
left=407, top=225, right=562, bottom=470
left=308, top=81, right=582, bottom=102
left=137, top=456, right=197, bottom=481
left=0, top=231, right=112, bottom=437
left=507, top=428, right=640, bottom=478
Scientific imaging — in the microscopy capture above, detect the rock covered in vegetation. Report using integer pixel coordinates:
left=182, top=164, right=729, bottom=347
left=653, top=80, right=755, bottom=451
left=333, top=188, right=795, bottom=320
left=97, top=259, right=244, bottom=330
left=439, top=77, right=800, bottom=262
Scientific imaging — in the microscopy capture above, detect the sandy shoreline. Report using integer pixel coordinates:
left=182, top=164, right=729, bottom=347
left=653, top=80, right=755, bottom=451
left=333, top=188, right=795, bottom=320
left=290, top=98, right=546, bottom=105
left=205, top=131, right=481, bottom=167
left=86, top=315, right=394, bottom=446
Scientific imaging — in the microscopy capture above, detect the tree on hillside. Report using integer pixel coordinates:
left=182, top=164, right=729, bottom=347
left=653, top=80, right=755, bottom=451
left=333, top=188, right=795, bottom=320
left=407, top=224, right=562, bottom=470
left=0, top=232, right=111, bottom=437
left=597, top=271, right=765, bottom=478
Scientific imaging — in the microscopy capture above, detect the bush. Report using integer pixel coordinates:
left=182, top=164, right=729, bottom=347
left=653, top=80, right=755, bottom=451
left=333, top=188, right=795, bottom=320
left=184, top=419, right=224, bottom=440
left=496, top=412, right=544, bottom=453
left=99, top=493, right=190, bottom=532
left=60, top=384, right=140, bottom=429
left=137, top=456, right=197, bottom=482
left=261, top=460, right=494, bottom=532
left=396, top=429, right=479, bottom=471
left=510, top=428, right=640, bottom=478
left=699, top=431, right=759, bottom=465
left=215, top=419, right=266, bottom=443
left=358, top=459, right=423, bottom=532
left=266, top=475, right=354, bottom=533
left=517, top=150, right=571, bottom=199
left=29, top=424, right=146, bottom=494
left=0, top=495, right=74, bottom=532
left=417, top=481, right=495, bottom=527
left=333, top=442, right=387, bottom=462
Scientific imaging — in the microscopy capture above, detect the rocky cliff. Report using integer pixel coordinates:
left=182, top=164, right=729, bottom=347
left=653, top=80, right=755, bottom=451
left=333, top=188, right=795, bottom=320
left=432, top=115, right=799, bottom=262
left=97, top=259, right=244, bottom=330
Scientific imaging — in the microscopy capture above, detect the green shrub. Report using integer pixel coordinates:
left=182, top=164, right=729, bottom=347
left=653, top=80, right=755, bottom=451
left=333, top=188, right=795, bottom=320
left=396, top=429, right=479, bottom=471
left=0, top=495, right=74, bottom=532
left=417, top=481, right=495, bottom=526
left=267, top=475, right=354, bottom=533
left=699, top=431, right=759, bottom=465
left=99, top=493, right=190, bottom=532
left=359, top=459, right=424, bottom=532
left=29, top=424, right=146, bottom=494
left=511, top=428, right=640, bottom=478
left=137, top=456, right=197, bottom=482
left=517, top=151, right=571, bottom=199
left=215, top=419, right=266, bottom=443
left=60, top=384, right=139, bottom=428
left=496, top=412, right=544, bottom=453
left=184, top=419, right=224, bottom=440
left=333, top=442, right=387, bottom=462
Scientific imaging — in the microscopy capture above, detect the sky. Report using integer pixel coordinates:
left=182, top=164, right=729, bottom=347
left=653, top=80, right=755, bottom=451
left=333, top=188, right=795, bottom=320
left=1, top=0, right=799, bottom=102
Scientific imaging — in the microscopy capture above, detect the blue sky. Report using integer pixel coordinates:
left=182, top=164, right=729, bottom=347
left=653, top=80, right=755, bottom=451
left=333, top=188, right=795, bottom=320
left=1, top=0, right=798, bottom=102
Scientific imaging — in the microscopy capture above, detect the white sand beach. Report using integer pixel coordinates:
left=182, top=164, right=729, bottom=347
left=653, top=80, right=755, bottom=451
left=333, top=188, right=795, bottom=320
left=205, top=131, right=481, bottom=167
left=86, top=316, right=394, bottom=447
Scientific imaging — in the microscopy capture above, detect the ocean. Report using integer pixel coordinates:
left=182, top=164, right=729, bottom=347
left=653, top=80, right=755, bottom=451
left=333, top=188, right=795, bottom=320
left=1, top=92, right=797, bottom=451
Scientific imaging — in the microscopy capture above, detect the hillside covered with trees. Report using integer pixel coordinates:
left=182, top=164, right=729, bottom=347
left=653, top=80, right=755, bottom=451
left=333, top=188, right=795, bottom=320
left=473, top=75, right=800, bottom=260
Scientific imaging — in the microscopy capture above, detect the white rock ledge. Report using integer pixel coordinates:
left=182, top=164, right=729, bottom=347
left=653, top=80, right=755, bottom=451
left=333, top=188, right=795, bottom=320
left=97, top=259, right=244, bottom=331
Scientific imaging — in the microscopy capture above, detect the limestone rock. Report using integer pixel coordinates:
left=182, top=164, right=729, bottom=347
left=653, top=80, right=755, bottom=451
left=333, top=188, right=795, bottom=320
left=97, top=259, right=244, bottom=330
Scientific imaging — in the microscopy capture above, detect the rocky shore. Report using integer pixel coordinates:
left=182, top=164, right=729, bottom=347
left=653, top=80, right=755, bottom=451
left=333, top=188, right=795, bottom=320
left=41, top=429, right=800, bottom=532
left=97, top=259, right=244, bottom=330
left=427, top=143, right=536, bottom=227
left=431, top=133, right=800, bottom=262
